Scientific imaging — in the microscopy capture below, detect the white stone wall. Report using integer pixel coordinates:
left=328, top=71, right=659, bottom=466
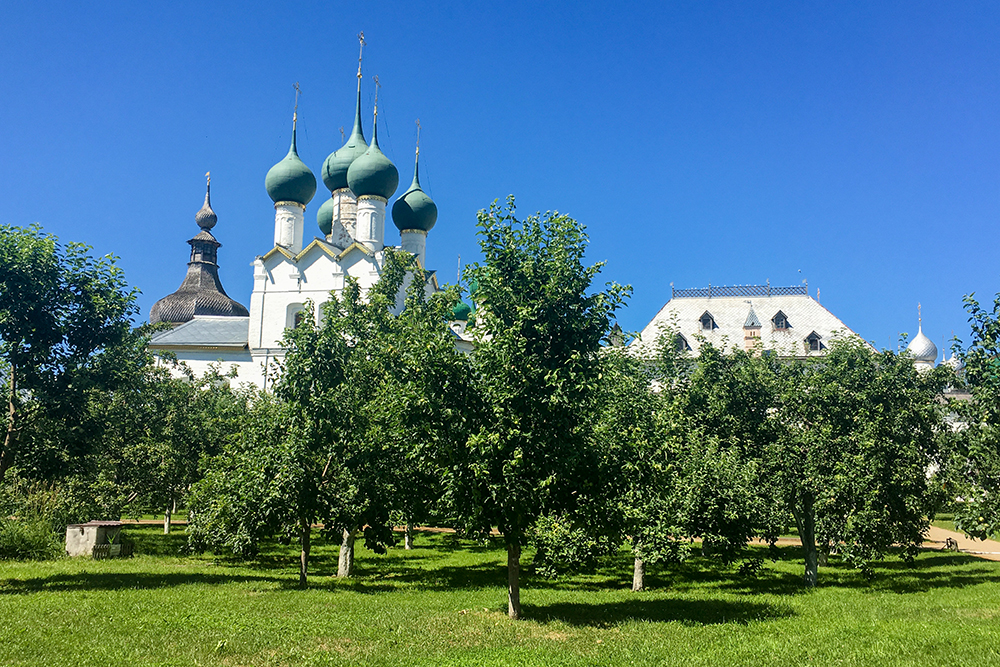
left=400, top=229, right=427, bottom=267
left=273, top=202, right=305, bottom=254
left=355, top=196, right=386, bottom=252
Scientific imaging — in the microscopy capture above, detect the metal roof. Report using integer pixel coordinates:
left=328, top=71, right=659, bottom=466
left=631, top=292, right=868, bottom=358
left=149, top=316, right=250, bottom=348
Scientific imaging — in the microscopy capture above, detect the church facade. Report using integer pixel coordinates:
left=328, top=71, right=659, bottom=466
left=149, top=57, right=442, bottom=389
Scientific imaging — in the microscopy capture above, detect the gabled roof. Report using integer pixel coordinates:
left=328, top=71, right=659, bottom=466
left=631, top=291, right=869, bottom=358
left=744, top=308, right=761, bottom=328
left=149, top=316, right=249, bottom=348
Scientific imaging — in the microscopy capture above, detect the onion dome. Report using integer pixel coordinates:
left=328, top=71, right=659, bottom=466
left=347, top=120, right=398, bottom=200
left=392, top=152, right=437, bottom=232
left=150, top=183, right=250, bottom=324
left=322, top=84, right=368, bottom=192
left=317, top=196, right=334, bottom=236
left=906, top=324, right=938, bottom=363
left=195, top=174, right=217, bottom=230
left=944, top=352, right=964, bottom=372
left=451, top=301, right=472, bottom=321
left=265, top=124, right=317, bottom=205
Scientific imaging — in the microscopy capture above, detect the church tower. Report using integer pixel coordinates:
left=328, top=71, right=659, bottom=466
left=319, top=35, right=369, bottom=249
left=150, top=175, right=250, bottom=324
left=265, top=95, right=317, bottom=255
left=392, top=129, right=438, bottom=267
left=347, top=78, right=399, bottom=252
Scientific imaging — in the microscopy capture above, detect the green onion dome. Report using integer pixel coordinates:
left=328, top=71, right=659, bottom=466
left=265, top=127, right=317, bottom=205
left=316, top=196, right=334, bottom=236
left=452, top=301, right=472, bottom=321
left=322, top=86, right=368, bottom=192
left=347, top=123, right=398, bottom=200
left=392, top=155, right=437, bottom=232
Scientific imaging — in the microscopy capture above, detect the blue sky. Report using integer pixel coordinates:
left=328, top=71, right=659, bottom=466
left=1, top=1, right=997, bottom=352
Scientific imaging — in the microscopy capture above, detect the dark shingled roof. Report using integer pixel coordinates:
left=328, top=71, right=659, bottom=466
left=150, top=199, right=249, bottom=324
left=150, top=262, right=249, bottom=323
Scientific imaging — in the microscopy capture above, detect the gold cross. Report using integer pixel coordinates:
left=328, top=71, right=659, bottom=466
left=292, top=82, right=301, bottom=127
left=357, top=32, right=366, bottom=79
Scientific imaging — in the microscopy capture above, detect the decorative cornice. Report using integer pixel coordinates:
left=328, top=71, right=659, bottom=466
left=357, top=194, right=387, bottom=204
left=274, top=200, right=307, bottom=211
left=336, top=242, right=376, bottom=260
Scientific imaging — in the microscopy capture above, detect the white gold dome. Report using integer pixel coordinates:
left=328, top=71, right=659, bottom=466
left=944, top=352, right=964, bottom=372
left=907, top=326, right=938, bottom=363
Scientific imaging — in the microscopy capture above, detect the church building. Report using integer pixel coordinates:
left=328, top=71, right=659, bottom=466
left=149, top=50, right=441, bottom=388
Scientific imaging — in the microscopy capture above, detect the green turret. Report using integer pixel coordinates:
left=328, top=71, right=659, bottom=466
left=347, top=121, right=398, bottom=200
left=322, top=83, right=368, bottom=192
left=392, top=153, right=437, bottom=232
left=265, top=124, right=317, bottom=205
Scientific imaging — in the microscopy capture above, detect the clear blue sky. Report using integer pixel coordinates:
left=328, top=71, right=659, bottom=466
left=1, top=1, right=997, bottom=352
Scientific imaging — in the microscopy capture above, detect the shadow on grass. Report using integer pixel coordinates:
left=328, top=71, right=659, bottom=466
left=122, top=527, right=189, bottom=557
left=523, top=597, right=795, bottom=626
left=0, top=571, right=284, bottom=595
left=705, top=546, right=1000, bottom=595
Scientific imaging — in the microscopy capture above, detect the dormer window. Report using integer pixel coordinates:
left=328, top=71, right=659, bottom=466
left=806, top=331, right=822, bottom=352
left=772, top=311, right=789, bottom=331
left=675, top=334, right=691, bottom=352
left=699, top=311, right=716, bottom=331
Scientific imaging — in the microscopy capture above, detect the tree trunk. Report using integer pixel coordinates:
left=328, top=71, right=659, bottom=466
left=163, top=505, right=172, bottom=535
left=793, top=494, right=818, bottom=588
left=404, top=522, right=414, bottom=550
left=338, top=528, right=356, bottom=578
left=299, top=519, right=311, bottom=587
left=0, top=362, right=17, bottom=483
left=507, top=541, right=521, bottom=620
left=632, top=557, right=646, bottom=592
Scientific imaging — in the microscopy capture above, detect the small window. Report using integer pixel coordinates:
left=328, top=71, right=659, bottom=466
left=675, top=334, right=691, bottom=352
left=806, top=332, right=822, bottom=352
left=286, top=303, right=306, bottom=330
left=772, top=311, right=789, bottom=331
left=699, top=311, right=715, bottom=331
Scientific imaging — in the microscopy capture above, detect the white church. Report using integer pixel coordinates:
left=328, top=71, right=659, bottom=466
left=148, top=52, right=953, bottom=384
left=147, top=54, right=463, bottom=388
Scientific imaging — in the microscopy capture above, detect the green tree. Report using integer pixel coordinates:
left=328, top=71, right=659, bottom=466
left=104, top=361, right=251, bottom=533
left=618, top=336, right=781, bottom=591
left=190, top=249, right=470, bottom=586
left=452, top=197, right=629, bottom=619
left=0, top=224, right=141, bottom=483
left=768, top=338, right=946, bottom=585
left=951, top=293, right=1000, bottom=538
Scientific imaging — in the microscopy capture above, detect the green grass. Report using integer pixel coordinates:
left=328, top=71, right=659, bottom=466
left=2, top=526, right=1000, bottom=666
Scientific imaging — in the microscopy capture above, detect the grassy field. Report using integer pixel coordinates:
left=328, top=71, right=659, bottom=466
left=2, top=526, right=1000, bottom=666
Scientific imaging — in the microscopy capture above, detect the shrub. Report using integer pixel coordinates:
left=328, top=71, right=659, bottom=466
left=0, top=515, right=62, bottom=560
left=0, top=475, right=64, bottom=560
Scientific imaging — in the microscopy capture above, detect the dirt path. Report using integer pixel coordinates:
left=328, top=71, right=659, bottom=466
left=122, top=520, right=1000, bottom=562
left=922, top=525, right=1000, bottom=562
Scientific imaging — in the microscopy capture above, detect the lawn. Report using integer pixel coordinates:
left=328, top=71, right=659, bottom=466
left=2, top=526, right=999, bottom=666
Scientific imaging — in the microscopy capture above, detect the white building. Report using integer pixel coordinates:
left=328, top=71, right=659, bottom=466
left=149, top=61, right=449, bottom=388
left=630, top=283, right=868, bottom=358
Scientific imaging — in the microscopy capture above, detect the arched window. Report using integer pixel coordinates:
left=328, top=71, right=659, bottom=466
left=286, top=303, right=306, bottom=330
